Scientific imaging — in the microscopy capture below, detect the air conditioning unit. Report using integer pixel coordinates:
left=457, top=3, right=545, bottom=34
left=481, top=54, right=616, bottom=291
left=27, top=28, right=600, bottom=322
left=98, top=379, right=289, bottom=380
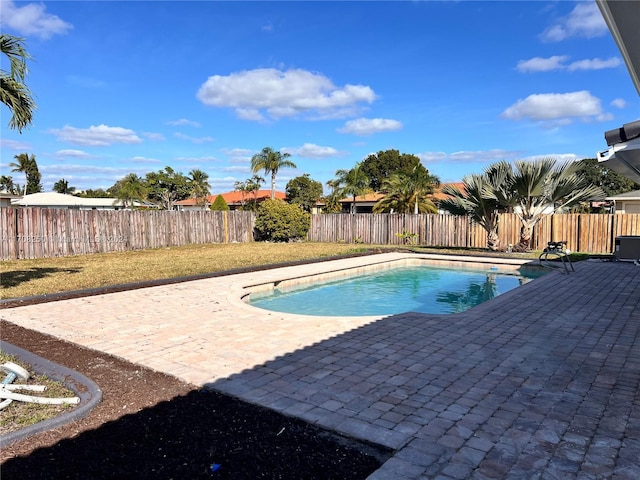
left=614, top=236, right=640, bottom=261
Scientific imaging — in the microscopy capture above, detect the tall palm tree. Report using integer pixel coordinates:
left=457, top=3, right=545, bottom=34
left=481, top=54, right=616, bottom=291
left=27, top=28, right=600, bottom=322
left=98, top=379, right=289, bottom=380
left=188, top=169, right=211, bottom=209
left=250, top=147, right=297, bottom=199
left=9, top=152, right=40, bottom=194
left=487, top=159, right=606, bottom=251
left=113, top=173, right=148, bottom=209
left=440, top=173, right=504, bottom=251
left=333, top=163, right=370, bottom=214
left=52, top=178, right=76, bottom=195
left=374, top=165, right=440, bottom=214
left=0, top=34, right=36, bottom=133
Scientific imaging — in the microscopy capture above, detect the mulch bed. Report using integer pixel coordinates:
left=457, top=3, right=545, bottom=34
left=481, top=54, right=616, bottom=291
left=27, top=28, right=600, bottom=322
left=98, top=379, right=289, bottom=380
left=1, top=321, right=390, bottom=479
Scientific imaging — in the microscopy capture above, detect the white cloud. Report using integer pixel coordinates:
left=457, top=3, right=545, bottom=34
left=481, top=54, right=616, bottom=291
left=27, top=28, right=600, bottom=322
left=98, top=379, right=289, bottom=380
left=222, top=166, right=252, bottom=173
left=142, top=132, right=166, bottom=141
left=166, top=118, right=201, bottom=127
left=1, top=138, right=32, bottom=151
left=282, top=143, right=340, bottom=159
left=567, top=57, right=622, bottom=71
left=517, top=56, right=621, bottom=73
left=175, top=156, right=219, bottom=163
left=1, top=0, right=73, bottom=39
left=174, top=132, right=214, bottom=144
left=501, top=91, right=609, bottom=123
left=54, top=149, right=92, bottom=159
left=517, top=56, right=569, bottom=73
left=197, top=68, right=376, bottom=121
left=49, top=125, right=143, bottom=146
left=131, top=156, right=162, bottom=164
left=338, top=118, right=403, bottom=136
left=611, top=98, right=627, bottom=109
left=540, top=2, right=607, bottom=42
left=418, top=150, right=519, bottom=164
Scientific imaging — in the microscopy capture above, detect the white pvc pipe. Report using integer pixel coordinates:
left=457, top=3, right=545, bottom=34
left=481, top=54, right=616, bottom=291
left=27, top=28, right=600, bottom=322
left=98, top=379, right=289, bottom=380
left=0, top=398, right=12, bottom=410
left=1, top=384, right=47, bottom=392
left=0, top=390, right=80, bottom=405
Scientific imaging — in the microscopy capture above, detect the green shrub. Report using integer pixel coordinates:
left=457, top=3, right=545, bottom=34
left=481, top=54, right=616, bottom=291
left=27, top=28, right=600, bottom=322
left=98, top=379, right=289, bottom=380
left=210, top=195, right=230, bottom=211
left=255, top=199, right=311, bottom=242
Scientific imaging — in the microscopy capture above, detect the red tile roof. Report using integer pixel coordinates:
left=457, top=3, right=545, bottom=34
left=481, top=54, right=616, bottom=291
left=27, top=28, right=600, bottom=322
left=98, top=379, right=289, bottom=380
left=174, top=190, right=286, bottom=206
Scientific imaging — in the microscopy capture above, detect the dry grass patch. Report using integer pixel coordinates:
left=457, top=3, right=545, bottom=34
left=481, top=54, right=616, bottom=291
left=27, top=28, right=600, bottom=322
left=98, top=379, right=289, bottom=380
left=1, top=242, right=376, bottom=299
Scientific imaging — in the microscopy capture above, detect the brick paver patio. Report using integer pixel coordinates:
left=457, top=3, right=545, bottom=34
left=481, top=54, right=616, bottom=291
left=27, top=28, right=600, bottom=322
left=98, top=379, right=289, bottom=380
left=2, top=253, right=639, bottom=479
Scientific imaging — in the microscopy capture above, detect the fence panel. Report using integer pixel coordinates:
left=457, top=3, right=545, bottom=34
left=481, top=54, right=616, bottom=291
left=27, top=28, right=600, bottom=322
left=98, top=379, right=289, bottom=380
left=3, top=209, right=640, bottom=260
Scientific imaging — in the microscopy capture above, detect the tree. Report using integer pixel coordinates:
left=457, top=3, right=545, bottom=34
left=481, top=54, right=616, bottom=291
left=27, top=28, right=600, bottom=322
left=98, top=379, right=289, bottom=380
left=285, top=174, right=323, bottom=212
left=254, top=199, right=311, bottom=242
left=321, top=178, right=343, bottom=213
left=250, top=147, right=297, bottom=200
left=439, top=172, right=505, bottom=251
left=574, top=158, right=640, bottom=197
left=145, top=166, right=190, bottom=210
left=0, top=175, right=20, bottom=194
left=111, top=173, right=147, bottom=209
left=9, top=152, right=41, bottom=194
left=210, top=195, right=230, bottom=211
left=374, top=165, right=440, bottom=214
left=52, top=178, right=76, bottom=195
left=487, top=159, right=606, bottom=251
left=234, top=174, right=264, bottom=210
left=0, top=34, right=36, bottom=133
left=361, top=149, right=422, bottom=192
left=332, top=163, right=370, bottom=214
left=76, top=188, right=112, bottom=198
left=188, top=169, right=211, bottom=209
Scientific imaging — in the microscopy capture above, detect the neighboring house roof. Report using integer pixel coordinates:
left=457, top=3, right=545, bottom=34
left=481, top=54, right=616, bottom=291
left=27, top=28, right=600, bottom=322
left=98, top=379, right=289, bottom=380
left=11, top=192, right=150, bottom=208
left=0, top=193, right=22, bottom=200
left=336, top=183, right=467, bottom=204
left=174, top=190, right=286, bottom=207
left=606, top=189, right=640, bottom=201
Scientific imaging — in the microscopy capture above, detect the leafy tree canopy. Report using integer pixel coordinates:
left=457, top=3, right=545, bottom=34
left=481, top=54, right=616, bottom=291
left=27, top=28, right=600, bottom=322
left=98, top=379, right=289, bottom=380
left=1, top=34, right=37, bottom=133
left=9, top=152, right=41, bottom=194
left=361, top=149, right=422, bottom=192
left=145, top=166, right=190, bottom=210
left=285, top=174, right=323, bottom=212
left=575, top=158, right=640, bottom=196
left=52, top=178, right=76, bottom=195
left=77, top=188, right=112, bottom=198
left=0, top=175, right=20, bottom=194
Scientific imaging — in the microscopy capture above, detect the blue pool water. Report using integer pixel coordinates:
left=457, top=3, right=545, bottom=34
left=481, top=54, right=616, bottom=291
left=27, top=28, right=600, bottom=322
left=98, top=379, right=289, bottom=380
left=249, top=264, right=545, bottom=316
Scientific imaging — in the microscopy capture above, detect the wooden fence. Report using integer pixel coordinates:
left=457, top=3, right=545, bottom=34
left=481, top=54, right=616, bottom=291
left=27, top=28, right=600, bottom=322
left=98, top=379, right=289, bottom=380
left=0, top=208, right=255, bottom=260
left=308, top=213, right=640, bottom=254
left=1, top=208, right=639, bottom=260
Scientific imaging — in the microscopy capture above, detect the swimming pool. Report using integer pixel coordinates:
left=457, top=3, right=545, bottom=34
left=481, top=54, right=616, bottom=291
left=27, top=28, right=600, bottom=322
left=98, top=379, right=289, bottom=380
left=247, top=262, right=546, bottom=316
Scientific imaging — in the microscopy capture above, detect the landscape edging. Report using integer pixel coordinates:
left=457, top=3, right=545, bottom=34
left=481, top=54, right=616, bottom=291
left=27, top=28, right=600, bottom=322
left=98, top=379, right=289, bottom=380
left=0, top=341, right=102, bottom=447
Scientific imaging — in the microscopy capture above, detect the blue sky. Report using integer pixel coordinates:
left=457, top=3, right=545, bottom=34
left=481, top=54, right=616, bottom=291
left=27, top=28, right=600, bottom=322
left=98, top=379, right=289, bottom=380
left=1, top=0, right=638, bottom=195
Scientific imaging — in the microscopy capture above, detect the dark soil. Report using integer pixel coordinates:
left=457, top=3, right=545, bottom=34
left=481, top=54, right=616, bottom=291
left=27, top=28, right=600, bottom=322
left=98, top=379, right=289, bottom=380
left=0, top=321, right=391, bottom=479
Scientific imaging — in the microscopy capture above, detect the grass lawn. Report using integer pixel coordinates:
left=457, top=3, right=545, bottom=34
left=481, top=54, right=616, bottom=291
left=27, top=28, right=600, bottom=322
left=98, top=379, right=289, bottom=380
left=0, top=242, right=383, bottom=299
left=0, top=242, right=559, bottom=300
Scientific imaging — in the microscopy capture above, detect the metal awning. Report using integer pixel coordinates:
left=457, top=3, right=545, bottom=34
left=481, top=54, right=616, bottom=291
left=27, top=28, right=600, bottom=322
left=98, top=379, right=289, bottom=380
left=595, top=1, right=640, bottom=184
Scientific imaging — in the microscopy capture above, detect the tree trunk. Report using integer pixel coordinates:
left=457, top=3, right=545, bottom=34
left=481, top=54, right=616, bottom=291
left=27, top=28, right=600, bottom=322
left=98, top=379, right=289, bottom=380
left=518, top=222, right=534, bottom=251
left=487, top=230, right=500, bottom=251
left=271, top=173, right=276, bottom=200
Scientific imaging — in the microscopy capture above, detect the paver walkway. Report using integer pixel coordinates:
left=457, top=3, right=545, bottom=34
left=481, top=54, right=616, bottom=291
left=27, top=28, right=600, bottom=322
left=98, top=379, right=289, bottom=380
left=2, top=254, right=639, bottom=479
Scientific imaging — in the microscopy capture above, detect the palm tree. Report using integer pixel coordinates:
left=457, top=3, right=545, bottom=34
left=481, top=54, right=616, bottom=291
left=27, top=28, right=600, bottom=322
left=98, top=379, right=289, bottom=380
left=333, top=163, right=370, bottom=214
left=250, top=147, right=297, bottom=200
left=487, top=159, right=606, bottom=251
left=0, top=175, right=20, bottom=194
left=439, top=172, right=504, bottom=251
left=113, top=173, right=148, bottom=209
left=188, top=169, right=211, bottom=209
left=374, top=165, right=440, bottom=214
left=9, top=152, right=41, bottom=194
left=0, top=34, right=36, bottom=133
left=52, top=178, right=76, bottom=195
